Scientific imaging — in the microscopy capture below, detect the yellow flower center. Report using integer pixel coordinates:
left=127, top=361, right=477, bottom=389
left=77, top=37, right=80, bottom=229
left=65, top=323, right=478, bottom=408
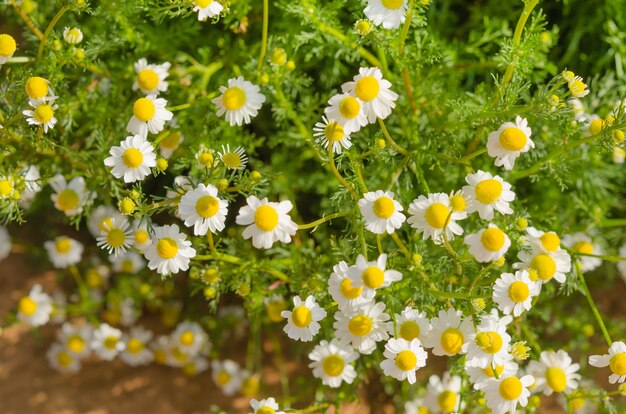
left=589, top=118, right=604, bottom=135
left=216, top=370, right=231, bottom=386
left=475, top=179, right=503, bottom=204
left=156, top=238, right=179, bottom=259
left=400, top=321, right=420, bottom=341
left=348, top=315, right=373, bottom=337
left=55, top=238, right=73, bottom=254
left=499, top=377, right=523, bottom=400
left=530, top=254, right=557, bottom=281
left=482, top=364, right=505, bottom=378
left=195, top=195, right=220, bottom=218
left=540, top=232, right=560, bottom=252
left=267, top=300, right=288, bottom=322
left=195, top=0, right=214, bottom=7
left=372, top=196, right=395, bottom=218
left=160, top=131, right=182, bottom=149
left=425, top=203, right=450, bottom=229
left=570, top=390, right=586, bottom=410
left=610, top=353, right=626, bottom=376
left=475, top=331, right=503, bottom=354
left=324, top=121, right=344, bottom=142
left=25, top=77, right=49, bottom=99
left=221, top=152, right=242, bottom=169
left=573, top=241, right=594, bottom=255
left=103, top=336, right=119, bottom=350
left=222, top=86, right=246, bottom=111
left=67, top=335, right=85, bottom=353
left=450, top=195, right=466, bottom=212
left=322, top=354, right=345, bottom=377
left=122, top=148, right=144, bottom=168
left=339, top=96, right=361, bottom=119
left=291, top=305, right=313, bottom=328
left=381, top=0, right=404, bottom=9
left=437, top=390, right=457, bottom=413
left=0, top=34, right=16, bottom=57
left=545, top=367, right=567, bottom=392
left=57, top=351, right=73, bottom=368
left=362, top=266, right=385, bottom=289
left=137, top=69, right=159, bottom=91
left=339, top=278, right=363, bottom=299
left=131, top=230, right=147, bottom=246
left=440, top=327, right=464, bottom=354
left=395, top=350, right=417, bottom=371
left=57, top=189, right=80, bottom=211
left=254, top=205, right=279, bottom=231
left=569, top=80, right=586, bottom=96
left=257, top=407, right=276, bottom=414
left=133, top=98, right=156, bottom=122
left=179, top=331, right=195, bottom=346
left=171, top=347, right=189, bottom=363
left=0, top=180, right=12, bottom=197
left=86, top=269, right=102, bottom=288
left=241, top=375, right=260, bottom=397
left=508, top=281, right=530, bottom=302
left=355, top=76, right=380, bottom=101
left=18, top=296, right=38, bottom=316
left=198, top=152, right=214, bottom=167
left=121, top=260, right=135, bottom=273
left=98, top=217, right=113, bottom=232
left=34, top=104, right=54, bottom=123
left=480, top=227, right=505, bottom=251
left=127, top=338, right=144, bottom=354
left=106, top=228, right=127, bottom=248
left=499, top=127, right=527, bottom=151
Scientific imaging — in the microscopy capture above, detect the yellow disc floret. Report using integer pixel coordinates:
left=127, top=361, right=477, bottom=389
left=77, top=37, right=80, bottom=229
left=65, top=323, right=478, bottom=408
left=156, top=237, right=179, bottom=259
left=18, top=296, right=38, bottom=316
left=0, top=34, right=17, bottom=57
left=610, top=353, right=626, bottom=376
left=106, top=228, right=127, bottom=248
left=324, top=121, right=344, bottom=142
left=399, top=321, right=420, bottom=341
left=222, top=87, right=246, bottom=111
left=437, top=391, right=457, bottom=413
left=339, top=278, right=363, bottom=299
left=508, top=281, right=530, bottom=303
left=195, top=195, right=219, bottom=218
left=573, top=241, right=594, bottom=255
left=127, top=338, right=144, bottom=354
left=381, top=0, right=404, bottom=9
left=362, top=266, right=385, bottom=289
left=254, top=205, right=279, bottom=231
left=291, top=305, right=312, bottom=328
left=481, top=227, right=505, bottom=251
left=34, top=104, right=54, bottom=123
left=133, top=98, right=156, bottom=122
left=25, top=77, right=49, bottom=99
left=540, top=232, right=560, bottom=252
left=122, top=148, right=144, bottom=168
left=545, top=367, right=567, bottom=392
left=56, top=189, right=80, bottom=211
left=0, top=179, right=12, bottom=197
left=339, top=96, right=361, bottom=119
left=475, top=179, right=503, bottom=204
left=348, top=315, right=373, bottom=337
left=499, top=127, right=527, bottom=151
left=440, top=327, right=464, bottom=354
left=372, top=196, right=395, bottom=218
left=55, top=238, right=73, bottom=254
left=137, top=69, right=159, bottom=91
left=475, top=331, right=503, bottom=354
left=322, top=354, right=345, bottom=376
left=499, top=377, right=523, bottom=400
left=425, top=203, right=450, bottom=229
left=530, top=254, right=557, bottom=281
left=395, top=350, right=417, bottom=371
left=355, top=76, right=380, bottom=101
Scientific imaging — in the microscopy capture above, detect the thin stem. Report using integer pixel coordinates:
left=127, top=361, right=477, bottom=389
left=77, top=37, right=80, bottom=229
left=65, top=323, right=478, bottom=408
left=376, top=234, right=383, bottom=255
left=167, top=103, right=192, bottom=112
left=573, top=251, right=626, bottom=262
left=317, top=22, right=382, bottom=68
left=576, top=265, right=612, bottom=347
left=9, top=0, right=44, bottom=41
left=297, top=211, right=351, bottom=230
left=460, top=147, right=487, bottom=162
left=207, top=232, right=216, bottom=253
left=398, top=0, right=418, bottom=112
left=37, top=6, right=70, bottom=61
left=390, top=232, right=410, bottom=257
left=193, top=252, right=242, bottom=265
left=329, top=151, right=359, bottom=202
left=270, top=330, right=290, bottom=402
left=256, top=0, right=269, bottom=78
left=379, top=117, right=409, bottom=157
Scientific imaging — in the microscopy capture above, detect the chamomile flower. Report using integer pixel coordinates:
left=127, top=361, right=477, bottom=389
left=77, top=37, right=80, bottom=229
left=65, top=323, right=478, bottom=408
left=391, top=306, right=432, bottom=343
left=110, top=251, right=146, bottom=273
left=219, top=144, right=248, bottom=170
left=380, top=338, right=428, bottom=384
left=193, top=0, right=224, bottom=21
left=492, top=270, right=538, bottom=317
left=250, top=398, right=285, bottom=414
left=313, top=115, right=352, bottom=154
left=281, top=295, right=327, bottom=342
left=525, top=227, right=563, bottom=253
left=0, top=34, right=17, bottom=64
left=562, top=233, right=602, bottom=272
left=126, top=94, right=173, bottom=137
left=91, top=323, right=125, bottom=361
left=364, top=0, right=408, bottom=30
left=422, top=308, right=473, bottom=357
left=328, top=260, right=372, bottom=311
left=131, top=219, right=152, bottom=250
left=528, top=350, right=580, bottom=395
left=333, top=301, right=391, bottom=355
left=178, top=184, right=228, bottom=235
left=120, top=326, right=154, bottom=366
left=487, top=116, right=534, bottom=170
left=358, top=190, right=406, bottom=234
left=347, top=253, right=402, bottom=297
left=404, top=399, right=429, bottom=414
left=568, top=75, right=589, bottom=98
left=341, top=67, right=398, bottom=122
left=96, top=217, right=134, bottom=257
left=236, top=195, right=298, bottom=249
left=613, top=146, right=625, bottom=164
left=464, top=224, right=511, bottom=263
left=0, top=225, right=11, bottom=261
left=0, top=175, right=14, bottom=199
left=513, top=247, right=571, bottom=285
left=211, top=359, right=242, bottom=395
left=463, top=171, right=515, bottom=220
left=482, top=374, right=534, bottom=414
left=588, top=341, right=626, bottom=384
left=171, top=321, right=208, bottom=356
left=324, top=92, right=368, bottom=134
left=144, top=224, right=196, bottom=275
left=87, top=205, right=123, bottom=238
left=47, top=343, right=81, bottom=374
left=558, top=388, right=594, bottom=414
left=182, top=357, right=209, bottom=376
left=407, top=193, right=465, bottom=243
left=25, top=76, right=56, bottom=101
left=212, top=77, right=265, bottom=126
left=23, top=98, right=58, bottom=133
left=466, top=356, right=519, bottom=390
left=133, top=58, right=171, bottom=95
left=44, top=236, right=84, bottom=269
left=19, top=164, right=42, bottom=206
left=104, top=135, right=157, bottom=183
left=17, top=284, right=53, bottom=327
left=308, top=339, right=359, bottom=388
left=423, top=373, right=464, bottom=413
left=195, top=145, right=217, bottom=168
left=466, top=311, right=513, bottom=369
left=57, top=322, right=93, bottom=358
left=50, top=174, right=91, bottom=216
left=63, top=27, right=83, bottom=44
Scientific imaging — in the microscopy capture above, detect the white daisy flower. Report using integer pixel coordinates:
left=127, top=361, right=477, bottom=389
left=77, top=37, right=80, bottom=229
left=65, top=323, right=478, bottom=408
left=464, top=223, right=511, bottom=263
left=178, top=184, right=228, bottom=235
left=423, top=373, right=464, bottom=413
left=528, top=350, right=580, bottom=395
left=463, top=170, right=515, bottom=220
left=120, top=326, right=154, bottom=366
left=235, top=195, right=298, bottom=249
left=391, top=306, right=432, bottom=343
left=0, top=225, right=11, bottom=261
left=96, top=217, right=134, bottom=257
left=568, top=75, right=589, bottom=98
left=466, top=355, right=519, bottom=390
left=19, top=164, right=42, bottom=207
left=87, top=205, right=123, bottom=238
left=613, top=146, right=626, bottom=163
left=364, top=0, right=408, bottom=30
left=144, top=224, right=196, bottom=275
left=407, top=193, right=466, bottom=243
left=618, top=244, right=626, bottom=282
left=562, top=233, right=603, bottom=272
left=422, top=307, right=473, bottom=357
left=17, top=284, right=53, bottom=327
left=103, top=135, right=157, bottom=183
left=132, top=219, right=153, bottom=251
left=380, top=338, right=428, bottom=384
left=63, top=27, right=83, bottom=44
left=281, top=295, right=327, bottom=342
left=171, top=321, right=208, bottom=356
left=525, top=227, right=563, bottom=254
left=333, top=301, right=391, bottom=355
left=308, top=339, right=359, bottom=388
left=195, top=145, right=217, bottom=168
left=324, top=92, right=368, bottom=134
left=159, top=130, right=184, bottom=159
left=492, top=270, right=538, bottom=317
left=557, top=388, right=594, bottom=414
left=466, top=310, right=513, bottom=369
left=49, top=174, right=91, bottom=216
left=250, top=397, right=285, bottom=414
left=218, top=144, right=248, bottom=170
left=212, top=76, right=265, bottom=126
left=358, top=190, right=406, bottom=234
left=347, top=253, right=402, bottom=297
left=588, top=341, right=626, bottom=384
left=328, top=260, right=372, bottom=311
left=91, top=323, right=125, bottom=361
left=0, top=34, right=17, bottom=64
left=47, top=343, right=81, bottom=374
left=513, top=247, right=571, bottom=285
left=486, top=116, right=534, bottom=170
left=182, top=357, right=209, bottom=376
left=211, top=359, right=242, bottom=396
left=110, top=251, right=146, bottom=273
left=193, top=0, right=224, bottom=21
left=23, top=98, right=58, bottom=133
left=133, top=58, right=171, bottom=95
left=404, top=398, right=429, bottom=414
left=24, top=76, right=56, bottom=101
left=341, top=67, right=398, bottom=122
left=482, top=374, right=534, bottom=414
left=50, top=290, right=68, bottom=324
left=44, top=236, right=84, bottom=269
left=126, top=94, right=173, bottom=137
left=57, top=322, right=93, bottom=358
left=313, top=115, right=352, bottom=154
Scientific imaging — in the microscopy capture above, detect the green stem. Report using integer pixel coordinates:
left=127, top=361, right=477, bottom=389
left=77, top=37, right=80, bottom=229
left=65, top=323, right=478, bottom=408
left=391, top=232, right=410, bottom=257
left=576, top=265, right=612, bottom=347
left=376, top=234, right=383, bottom=254
left=271, top=330, right=290, bottom=402
left=379, top=117, right=409, bottom=157
left=193, top=252, right=242, bottom=264
left=256, top=0, right=269, bottom=78
left=460, top=147, right=487, bottom=162
left=297, top=211, right=351, bottom=230
left=316, top=22, right=382, bottom=68
left=398, top=0, right=418, bottom=112
left=573, top=251, right=626, bottom=262
left=37, top=6, right=70, bottom=61
left=329, top=151, right=359, bottom=202
left=9, top=0, right=44, bottom=41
